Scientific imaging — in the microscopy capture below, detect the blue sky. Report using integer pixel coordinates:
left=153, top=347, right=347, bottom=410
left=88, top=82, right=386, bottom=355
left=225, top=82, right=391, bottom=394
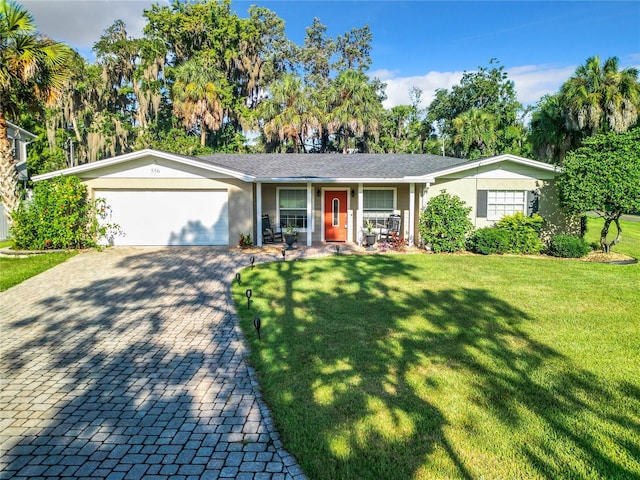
left=22, top=0, right=640, bottom=108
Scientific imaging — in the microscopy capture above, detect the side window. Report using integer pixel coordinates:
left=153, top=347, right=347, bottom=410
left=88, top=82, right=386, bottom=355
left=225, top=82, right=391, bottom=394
left=486, top=190, right=526, bottom=221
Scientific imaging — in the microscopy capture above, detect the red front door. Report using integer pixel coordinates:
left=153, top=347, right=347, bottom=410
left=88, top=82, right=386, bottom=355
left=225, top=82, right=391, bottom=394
left=324, top=190, right=348, bottom=241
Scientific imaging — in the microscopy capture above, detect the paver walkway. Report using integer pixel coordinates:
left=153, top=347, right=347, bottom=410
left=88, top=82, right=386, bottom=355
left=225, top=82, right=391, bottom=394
left=1, top=246, right=345, bottom=479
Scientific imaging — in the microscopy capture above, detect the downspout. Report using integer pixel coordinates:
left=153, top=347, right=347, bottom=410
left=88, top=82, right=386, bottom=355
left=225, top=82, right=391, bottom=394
left=409, top=183, right=415, bottom=246
left=256, top=182, right=263, bottom=247
left=306, top=182, right=312, bottom=246
left=357, top=183, right=364, bottom=245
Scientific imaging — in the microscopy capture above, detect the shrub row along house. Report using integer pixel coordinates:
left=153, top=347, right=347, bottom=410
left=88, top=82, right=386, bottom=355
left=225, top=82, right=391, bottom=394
left=33, top=149, right=578, bottom=247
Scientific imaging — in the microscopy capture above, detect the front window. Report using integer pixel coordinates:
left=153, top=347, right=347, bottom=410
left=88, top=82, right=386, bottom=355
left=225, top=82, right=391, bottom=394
left=363, top=189, right=395, bottom=228
left=487, top=190, right=526, bottom=221
left=279, top=189, right=307, bottom=229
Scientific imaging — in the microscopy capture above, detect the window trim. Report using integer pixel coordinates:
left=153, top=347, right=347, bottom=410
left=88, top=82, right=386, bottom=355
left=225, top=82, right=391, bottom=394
left=362, top=187, right=397, bottom=229
left=486, top=190, right=527, bottom=221
left=276, top=187, right=311, bottom=232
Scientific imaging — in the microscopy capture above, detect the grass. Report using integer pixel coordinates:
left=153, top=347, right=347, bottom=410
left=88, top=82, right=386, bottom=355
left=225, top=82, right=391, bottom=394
left=584, top=215, right=640, bottom=259
left=0, top=251, right=77, bottom=291
left=233, top=218, right=640, bottom=480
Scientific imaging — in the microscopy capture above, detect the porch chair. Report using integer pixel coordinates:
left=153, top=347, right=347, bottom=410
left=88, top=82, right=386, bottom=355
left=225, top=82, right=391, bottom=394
left=262, top=213, right=283, bottom=244
left=379, top=214, right=401, bottom=241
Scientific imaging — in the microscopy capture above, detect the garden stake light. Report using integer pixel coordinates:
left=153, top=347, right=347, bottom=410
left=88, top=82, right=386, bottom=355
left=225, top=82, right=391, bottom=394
left=250, top=256, right=255, bottom=268
left=281, top=248, right=286, bottom=261
left=253, top=317, right=261, bottom=341
left=335, top=245, right=340, bottom=255
left=235, top=272, right=241, bottom=284
left=245, top=289, right=252, bottom=309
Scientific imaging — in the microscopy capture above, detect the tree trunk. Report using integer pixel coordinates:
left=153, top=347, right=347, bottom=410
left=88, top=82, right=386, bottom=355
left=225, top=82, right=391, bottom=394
left=600, top=214, right=623, bottom=253
left=0, top=112, right=19, bottom=226
left=600, top=217, right=612, bottom=253
left=320, top=131, right=329, bottom=153
left=200, top=126, right=206, bottom=147
left=609, top=216, right=623, bottom=250
left=298, top=133, right=307, bottom=154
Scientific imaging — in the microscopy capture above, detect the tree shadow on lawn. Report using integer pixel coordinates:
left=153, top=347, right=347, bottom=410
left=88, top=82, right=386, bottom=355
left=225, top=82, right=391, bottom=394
left=241, top=255, right=640, bottom=480
left=1, top=249, right=269, bottom=478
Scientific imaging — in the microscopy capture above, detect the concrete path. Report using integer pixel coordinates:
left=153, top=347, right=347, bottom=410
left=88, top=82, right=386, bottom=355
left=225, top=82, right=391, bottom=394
left=0, top=246, right=342, bottom=479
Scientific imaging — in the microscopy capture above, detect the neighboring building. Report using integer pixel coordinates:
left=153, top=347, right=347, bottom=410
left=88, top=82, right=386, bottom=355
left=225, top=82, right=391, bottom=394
left=33, top=149, right=579, bottom=247
left=0, top=121, right=37, bottom=240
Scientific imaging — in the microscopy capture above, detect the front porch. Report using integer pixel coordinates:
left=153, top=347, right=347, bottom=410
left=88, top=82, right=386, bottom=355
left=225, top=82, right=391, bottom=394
left=254, top=182, right=425, bottom=247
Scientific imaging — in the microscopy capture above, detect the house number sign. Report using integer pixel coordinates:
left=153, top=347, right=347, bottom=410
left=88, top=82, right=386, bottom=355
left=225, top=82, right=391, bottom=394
left=150, top=167, right=161, bottom=174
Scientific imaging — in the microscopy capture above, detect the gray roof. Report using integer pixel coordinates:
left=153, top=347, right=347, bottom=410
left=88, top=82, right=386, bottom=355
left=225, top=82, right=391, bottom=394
left=195, top=153, right=469, bottom=180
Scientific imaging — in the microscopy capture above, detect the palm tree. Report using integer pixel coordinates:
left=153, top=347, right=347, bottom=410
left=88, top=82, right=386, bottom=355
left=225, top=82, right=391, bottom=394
left=560, top=56, right=640, bottom=135
left=172, top=56, right=230, bottom=146
left=259, top=73, right=317, bottom=153
left=452, top=108, right=497, bottom=159
left=529, top=94, right=582, bottom=163
left=0, top=0, right=70, bottom=224
left=326, top=69, right=384, bottom=153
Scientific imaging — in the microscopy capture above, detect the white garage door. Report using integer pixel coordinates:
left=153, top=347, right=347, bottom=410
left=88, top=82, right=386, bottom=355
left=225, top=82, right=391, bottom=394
left=97, top=190, right=229, bottom=246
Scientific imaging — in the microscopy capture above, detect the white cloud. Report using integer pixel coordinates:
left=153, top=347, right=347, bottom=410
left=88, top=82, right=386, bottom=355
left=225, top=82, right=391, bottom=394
left=372, top=63, right=578, bottom=110
left=22, top=0, right=168, bottom=55
left=506, top=64, right=575, bottom=105
left=370, top=70, right=464, bottom=110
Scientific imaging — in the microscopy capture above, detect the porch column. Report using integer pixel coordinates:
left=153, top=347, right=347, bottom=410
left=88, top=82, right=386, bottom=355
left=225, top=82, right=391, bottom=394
left=409, top=183, right=415, bottom=245
left=357, top=183, right=364, bottom=245
left=256, top=182, right=263, bottom=247
left=306, top=182, right=313, bottom=246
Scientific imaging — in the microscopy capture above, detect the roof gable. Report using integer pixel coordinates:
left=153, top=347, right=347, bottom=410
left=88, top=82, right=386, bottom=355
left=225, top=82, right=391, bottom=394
left=32, top=149, right=254, bottom=182
left=417, top=154, right=558, bottom=180
left=7, top=121, right=36, bottom=141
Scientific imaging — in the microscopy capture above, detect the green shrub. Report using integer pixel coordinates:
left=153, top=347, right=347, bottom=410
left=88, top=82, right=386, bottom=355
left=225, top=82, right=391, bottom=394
left=495, top=212, right=545, bottom=254
left=419, top=190, right=473, bottom=253
left=11, top=176, right=120, bottom=250
left=549, top=234, right=591, bottom=258
left=468, top=227, right=510, bottom=255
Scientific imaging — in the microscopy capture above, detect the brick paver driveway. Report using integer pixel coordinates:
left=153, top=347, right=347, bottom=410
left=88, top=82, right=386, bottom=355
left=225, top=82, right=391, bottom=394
left=1, top=247, right=306, bottom=479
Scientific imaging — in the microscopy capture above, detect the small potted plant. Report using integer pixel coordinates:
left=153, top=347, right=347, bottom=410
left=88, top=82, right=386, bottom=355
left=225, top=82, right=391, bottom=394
left=284, top=225, right=297, bottom=249
left=364, top=220, right=377, bottom=247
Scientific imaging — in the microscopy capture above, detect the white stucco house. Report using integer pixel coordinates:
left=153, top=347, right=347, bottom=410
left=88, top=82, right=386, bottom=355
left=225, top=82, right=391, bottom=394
left=33, top=149, right=577, bottom=247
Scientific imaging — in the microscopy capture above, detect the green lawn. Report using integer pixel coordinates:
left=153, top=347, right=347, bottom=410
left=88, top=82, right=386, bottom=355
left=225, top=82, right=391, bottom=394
left=233, top=219, right=640, bottom=480
left=0, top=251, right=77, bottom=291
left=585, top=215, right=640, bottom=259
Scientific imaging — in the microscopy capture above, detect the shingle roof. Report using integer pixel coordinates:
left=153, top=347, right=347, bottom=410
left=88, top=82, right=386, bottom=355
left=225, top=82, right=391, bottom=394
left=196, top=153, right=469, bottom=180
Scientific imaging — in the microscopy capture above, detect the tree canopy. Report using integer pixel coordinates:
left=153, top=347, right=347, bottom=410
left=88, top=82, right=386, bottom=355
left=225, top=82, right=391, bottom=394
left=529, top=56, right=640, bottom=164
left=427, top=59, right=527, bottom=159
left=557, top=128, right=640, bottom=252
left=5, top=0, right=640, bottom=191
left=0, top=0, right=71, bottom=223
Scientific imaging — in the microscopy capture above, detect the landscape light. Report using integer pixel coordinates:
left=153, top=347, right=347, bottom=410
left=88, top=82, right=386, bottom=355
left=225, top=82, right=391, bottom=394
left=245, top=288, right=252, bottom=309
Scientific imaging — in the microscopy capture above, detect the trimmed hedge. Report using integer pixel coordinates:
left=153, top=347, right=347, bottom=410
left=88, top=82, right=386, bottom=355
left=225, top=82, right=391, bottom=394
left=468, top=227, right=510, bottom=255
left=495, top=212, right=545, bottom=254
left=549, top=234, right=591, bottom=258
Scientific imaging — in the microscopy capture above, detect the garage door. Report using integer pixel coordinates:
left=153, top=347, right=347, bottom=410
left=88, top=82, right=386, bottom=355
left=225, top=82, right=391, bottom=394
left=97, top=190, right=229, bottom=246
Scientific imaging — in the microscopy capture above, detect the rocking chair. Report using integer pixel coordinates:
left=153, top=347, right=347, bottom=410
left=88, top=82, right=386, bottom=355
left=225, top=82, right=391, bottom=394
left=379, top=214, right=401, bottom=241
left=262, top=214, right=283, bottom=244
